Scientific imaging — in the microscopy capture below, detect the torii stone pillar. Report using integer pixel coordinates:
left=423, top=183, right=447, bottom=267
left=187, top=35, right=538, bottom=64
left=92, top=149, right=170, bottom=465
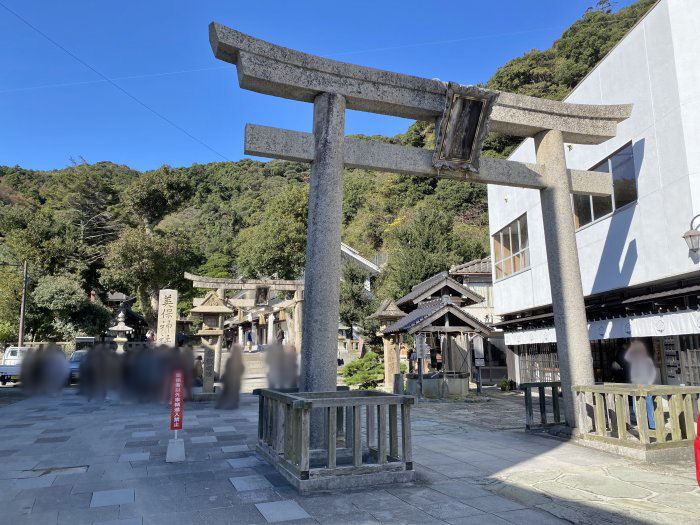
left=299, top=93, right=345, bottom=397
left=535, top=130, right=595, bottom=425
left=214, top=287, right=225, bottom=377
left=299, top=93, right=345, bottom=444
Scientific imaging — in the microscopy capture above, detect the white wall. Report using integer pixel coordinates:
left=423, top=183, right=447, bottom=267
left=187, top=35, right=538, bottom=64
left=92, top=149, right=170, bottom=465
left=488, top=0, right=700, bottom=316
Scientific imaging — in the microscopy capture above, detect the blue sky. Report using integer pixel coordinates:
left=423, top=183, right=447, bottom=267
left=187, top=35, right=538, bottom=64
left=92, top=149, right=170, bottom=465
left=0, top=0, right=637, bottom=172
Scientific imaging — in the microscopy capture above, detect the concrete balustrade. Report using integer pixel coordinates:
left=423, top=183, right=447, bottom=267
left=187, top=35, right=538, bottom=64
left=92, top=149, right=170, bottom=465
left=573, top=384, right=700, bottom=461
left=520, top=381, right=562, bottom=430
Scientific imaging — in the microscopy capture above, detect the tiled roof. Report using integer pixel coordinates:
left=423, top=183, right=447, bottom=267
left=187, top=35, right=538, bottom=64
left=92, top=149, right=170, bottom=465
left=450, top=256, right=492, bottom=275
left=383, top=298, right=490, bottom=334
left=396, top=271, right=484, bottom=307
left=367, top=298, right=405, bottom=320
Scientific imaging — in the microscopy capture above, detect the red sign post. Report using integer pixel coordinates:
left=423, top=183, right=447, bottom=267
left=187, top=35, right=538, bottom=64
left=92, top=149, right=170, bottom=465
left=170, top=370, right=184, bottom=433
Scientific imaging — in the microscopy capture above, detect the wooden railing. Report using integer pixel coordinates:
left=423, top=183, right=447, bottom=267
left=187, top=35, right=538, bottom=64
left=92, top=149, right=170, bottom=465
left=255, top=388, right=414, bottom=487
left=573, top=384, right=700, bottom=450
left=520, top=381, right=562, bottom=430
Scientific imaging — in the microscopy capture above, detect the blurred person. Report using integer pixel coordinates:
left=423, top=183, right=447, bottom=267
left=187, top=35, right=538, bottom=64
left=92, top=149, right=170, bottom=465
left=20, top=348, right=38, bottom=395
left=266, top=342, right=285, bottom=389
left=42, top=345, right=69, bottom=396
left=625, top=339, right=658, bottom=430
left=216, top=343, right=244, bottom=409
left=193, top=355, right=204, bottom=387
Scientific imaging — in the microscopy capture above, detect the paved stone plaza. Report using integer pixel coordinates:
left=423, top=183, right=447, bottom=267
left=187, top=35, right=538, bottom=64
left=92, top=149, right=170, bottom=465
left=0, top=389, right=698, bottom=525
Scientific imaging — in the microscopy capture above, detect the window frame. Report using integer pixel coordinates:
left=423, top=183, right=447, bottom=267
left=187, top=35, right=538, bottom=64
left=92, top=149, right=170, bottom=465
left=493, top=214, right=530, bottom=282
left=572, top=142, right=637, bottom=231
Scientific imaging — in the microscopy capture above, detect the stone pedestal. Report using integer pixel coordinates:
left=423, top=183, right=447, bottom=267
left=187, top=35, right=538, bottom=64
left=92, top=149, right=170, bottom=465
left=383, top=335, right=400, bottom=388
left=202, top=345, right=215, bottom=394
left=300, top=92, right=346, bottom=446
left=166, top=438, right=185, bottom=463
left=535, top=129, right=595, bottom=427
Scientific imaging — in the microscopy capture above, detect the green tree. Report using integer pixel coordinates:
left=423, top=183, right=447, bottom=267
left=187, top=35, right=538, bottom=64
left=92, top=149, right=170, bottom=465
left=101, top=227, right=201, bottom=327
left=341, top=351, right=384, bottom=389
left=235, top=185, right=308, bottom=279
left=31, top=274, right=111, bottom=341
left=382, top=208, right=461, bottom=297
left=339, top=262, right=375, bottom=340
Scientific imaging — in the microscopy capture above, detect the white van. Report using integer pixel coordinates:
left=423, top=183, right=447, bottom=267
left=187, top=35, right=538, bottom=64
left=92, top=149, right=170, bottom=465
left=0, top=346, right=29, bottom=383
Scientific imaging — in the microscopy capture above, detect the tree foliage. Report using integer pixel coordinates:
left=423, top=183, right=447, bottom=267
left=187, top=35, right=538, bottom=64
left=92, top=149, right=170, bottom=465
left=341, top=351, right=384, bottom=389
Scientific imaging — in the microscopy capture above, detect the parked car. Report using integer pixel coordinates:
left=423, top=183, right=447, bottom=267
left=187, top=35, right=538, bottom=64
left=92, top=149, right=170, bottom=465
left=68, top=350, right=88, bottom=383
left=0, top=346, right=29, bottom=384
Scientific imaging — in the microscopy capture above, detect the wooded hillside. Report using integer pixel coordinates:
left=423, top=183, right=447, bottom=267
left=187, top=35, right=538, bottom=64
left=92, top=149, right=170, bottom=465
left=0, top=1, right=655, bottom=343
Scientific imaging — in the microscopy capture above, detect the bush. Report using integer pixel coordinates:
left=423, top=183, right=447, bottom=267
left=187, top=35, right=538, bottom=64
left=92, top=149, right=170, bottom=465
left=341, top=351, right=384, bottom=390
left=498, top=379, right=517, bottom=391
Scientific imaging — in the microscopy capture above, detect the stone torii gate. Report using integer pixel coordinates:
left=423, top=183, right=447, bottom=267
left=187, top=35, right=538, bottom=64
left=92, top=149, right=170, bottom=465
left=184, top=272, right=304, bottom=372
left=209, top=23, right=632, bottom=427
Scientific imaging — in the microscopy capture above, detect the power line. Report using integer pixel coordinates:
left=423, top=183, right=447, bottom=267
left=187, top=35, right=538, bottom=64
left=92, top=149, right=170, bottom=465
left=0, top=66, right=229, bottom=95
left=0, top=1, right=230, bottom=161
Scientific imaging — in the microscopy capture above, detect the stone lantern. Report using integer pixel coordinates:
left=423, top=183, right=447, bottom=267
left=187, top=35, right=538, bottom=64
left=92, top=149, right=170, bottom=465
left=191, top=291, right=233, bottom=392
left=367, top=299, right=406, bottom=392
left=108, top=310, right=133, bottom=354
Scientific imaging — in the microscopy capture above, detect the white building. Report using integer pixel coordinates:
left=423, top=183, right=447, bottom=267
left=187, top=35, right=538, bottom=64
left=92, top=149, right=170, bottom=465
left=487, top=0, right=700, bottom=385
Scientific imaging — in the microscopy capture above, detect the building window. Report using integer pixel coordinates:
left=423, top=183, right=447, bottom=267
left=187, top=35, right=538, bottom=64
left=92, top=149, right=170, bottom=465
left=573, top=143, right=637, bottom=229
left=493, top=214, right=529, bottom=280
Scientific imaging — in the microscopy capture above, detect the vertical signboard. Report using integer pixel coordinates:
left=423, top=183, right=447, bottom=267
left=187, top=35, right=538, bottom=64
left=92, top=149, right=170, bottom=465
left=157, top=289, right=178, bottom=347
left=170, top=370, right=184, bottom=431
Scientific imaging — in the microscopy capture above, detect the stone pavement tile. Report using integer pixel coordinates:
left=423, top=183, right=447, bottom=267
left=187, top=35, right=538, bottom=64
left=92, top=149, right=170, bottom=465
left=102, top=465, right=148, bottom=481
left=132, top=431, right=156, bottom=438
left=255, top=500, right=312, bottom=523
left=184, top=478, right=236, bottom=497
left=4, top=495, right=35, bottom=516
left=385, top=485, right=458, bottom=510
left=496, top=508, right=568, bottom=524
left=422, top=502, right=485, bottom=520
left=369, top=506, right=445, bottom=524
left=119, top=452, right=150, bottom=463
left=34, top=491, right=92, bottom=512
left=315, top=511, right=379, bottom=525
left=133, top=482, right=187, bottom=499
left=91, top=488, right=135, bottom=508
left=141, top=510, right=198, bottom=525
left=96, top=519, right=143, bottom=525
left=227, top=456, right=264, bottom=469
left=446, top=513, right=510, bottom=525
left=235, top=488, right=290, bottom=504
left=197, top=505, right=267, bottom=525
left=10, top=510, right=59, bottom=525
left=296, top=494, right=356, bottom=518
left=125, top=440, right=158, bottom=448
left=644, top=493, right=700, bottom=517
left=221, top=444, right=249, bottom=453
left=558, top=472, right=652, bottom=499
left=57, top=507, right=121, bottom=525
left=230, top=474, right=273, bottom=491
left=12, top=475, right=56, bottom=489
left=71, top=479, right=127, bottom=495
left=461, top=494, right=526, bottom=514
left=191, top=436, right=217, bottom=444
left=34, top=436, right=70, bottom=443
left=213, top=425, right=237, bottom=433
left=429, top=480, right=494, bottom=500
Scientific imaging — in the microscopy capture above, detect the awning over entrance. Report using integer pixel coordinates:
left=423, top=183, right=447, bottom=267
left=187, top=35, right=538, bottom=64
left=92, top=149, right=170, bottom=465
left=504, top=309, right=700, bottom=345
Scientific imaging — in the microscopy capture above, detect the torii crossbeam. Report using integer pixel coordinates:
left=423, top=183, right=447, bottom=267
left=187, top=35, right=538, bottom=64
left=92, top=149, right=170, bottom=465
left=209, top=22, right=632, bottom=427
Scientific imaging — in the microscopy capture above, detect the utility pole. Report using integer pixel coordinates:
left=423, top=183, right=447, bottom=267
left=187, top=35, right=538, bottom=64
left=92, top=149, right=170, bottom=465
left=18, top=260, right=27, bottom=347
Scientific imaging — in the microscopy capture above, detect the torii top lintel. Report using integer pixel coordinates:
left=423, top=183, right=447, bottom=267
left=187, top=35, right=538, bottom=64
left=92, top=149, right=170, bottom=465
left=209, top=22, right=631, bottom=145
